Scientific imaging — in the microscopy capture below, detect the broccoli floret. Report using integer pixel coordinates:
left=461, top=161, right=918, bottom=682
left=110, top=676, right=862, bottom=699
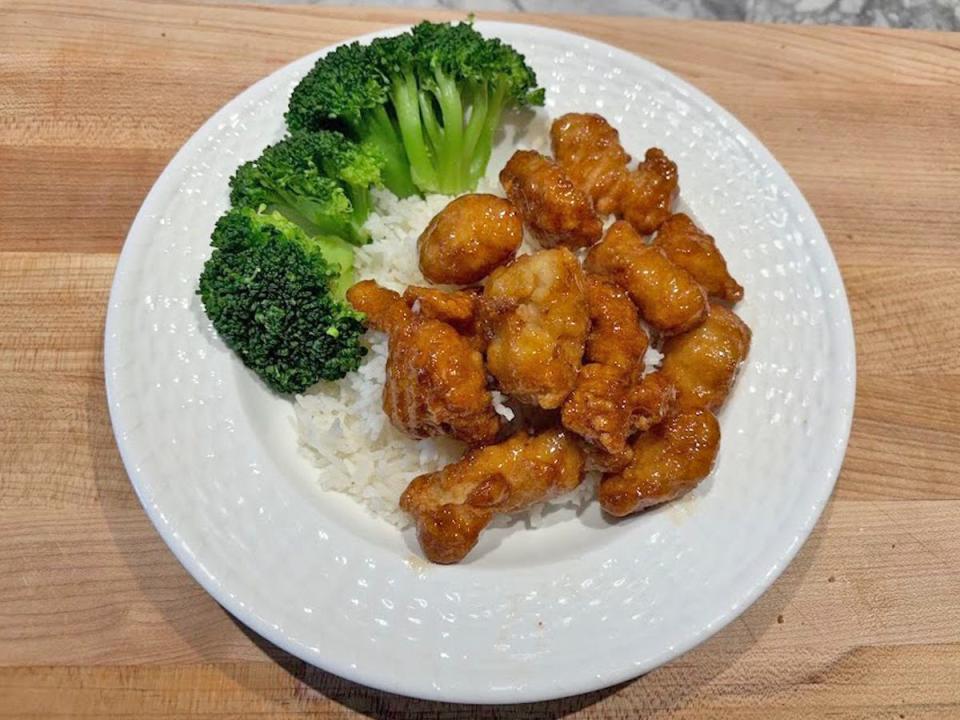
left=198, top=207, right=366, bottom=394
left=301, top=130, right=383, bottom=224
left=287, top=20, right=544, bottom=197
left=385, top=21, right=545, bottom=193
left=286, top=41, right=418, bottom=198
left=229, top=131, right=380, bottom=246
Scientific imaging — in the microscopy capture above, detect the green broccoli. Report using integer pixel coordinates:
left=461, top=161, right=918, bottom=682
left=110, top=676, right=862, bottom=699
left=197, top=207, right=366, bottom=394
left=286, top=41, right=418, bottom=198
left=295, top=129, right=383, bottom=224
left=229, top=130, right=381, bottom=246
left=286, top=20, right=545, bottom=197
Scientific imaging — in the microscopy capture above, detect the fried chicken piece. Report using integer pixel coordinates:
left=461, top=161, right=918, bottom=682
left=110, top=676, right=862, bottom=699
left=550, top=113, right=631, bottom=216
left=347, top=279, right=410, bottom=333
left=619, top=148, right=679, bottom=235
left=561, top=366, right=676, bottom=461
left=480, top=248, right=590, bottom=409
left=562, top=364, right=631, bottom=456
left=564, top=276, right=668, bottom=462
left=347, top=280, right=501, bottom=445
left=402, top=285, right=482, bottom=348
left=653, top=213, right=743, bottom=303
left=584, top=275, right=649, bottom=375
left=499, top=150, right=602, bottom=249
left=585, top=221, right=707, bottom=336
left=660, top=304, right=751, bottom=411
left=418, top=193, right=523, bottom=285
left=598, top=409, right=720, bottom=517
left=551, top=113, right=678, bottom=233
left=400, top=429, right=585, bottom=563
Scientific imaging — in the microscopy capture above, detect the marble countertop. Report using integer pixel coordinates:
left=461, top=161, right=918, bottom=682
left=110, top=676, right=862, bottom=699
left=257, top=0, right=959, bottom=29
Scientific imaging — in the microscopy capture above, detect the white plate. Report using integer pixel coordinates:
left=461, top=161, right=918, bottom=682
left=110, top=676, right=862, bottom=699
left=105, top=22, right=855, bottom=704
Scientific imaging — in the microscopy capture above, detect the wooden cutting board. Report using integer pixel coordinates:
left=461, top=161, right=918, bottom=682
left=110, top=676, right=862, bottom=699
left=2, top=1, right=959, bottom=717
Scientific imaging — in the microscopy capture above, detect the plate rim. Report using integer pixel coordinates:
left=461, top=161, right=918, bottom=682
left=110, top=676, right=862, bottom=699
left=104, top=20, right=857, bottom=704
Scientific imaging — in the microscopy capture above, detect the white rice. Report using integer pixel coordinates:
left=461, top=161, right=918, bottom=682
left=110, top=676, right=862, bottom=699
left=294, top=189, right=461, bottom=527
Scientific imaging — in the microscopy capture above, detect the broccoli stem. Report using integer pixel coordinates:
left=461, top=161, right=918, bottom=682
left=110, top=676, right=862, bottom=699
left=357, top=107, right=418, bottom=198
left=282, top=202, right=364, bottom=247
left=466, top=81, right=508, bottom=188
left=391, top=70, right=438, bottom=193
left=267, top=190, right=367, bottom=248
left=432, top=68, right=464, bottom=195
left=311, top=234, right=356, bottom=300
left=461, top=81, right=489, bottom=189
left=347, top=184, right=372, bottom=226
left=418, top=90, right=443, bottom=155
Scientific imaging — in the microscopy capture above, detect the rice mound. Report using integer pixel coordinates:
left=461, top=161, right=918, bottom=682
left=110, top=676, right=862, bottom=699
left=294, top=146, right=662, bottom=528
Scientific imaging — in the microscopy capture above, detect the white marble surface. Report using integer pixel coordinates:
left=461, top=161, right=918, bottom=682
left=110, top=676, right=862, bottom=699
left=245, top=0, right=960, bottom=29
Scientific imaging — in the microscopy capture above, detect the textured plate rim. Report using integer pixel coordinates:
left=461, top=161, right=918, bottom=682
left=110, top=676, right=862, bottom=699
left=105, top=21, right=856, bottom=704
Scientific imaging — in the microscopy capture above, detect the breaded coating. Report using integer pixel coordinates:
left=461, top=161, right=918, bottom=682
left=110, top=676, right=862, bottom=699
left=629, top=371, right=680, bottom=435
left=480, top=249, right=590, bottom=409
left=347, top=280, right=501, bottom=445
left=418, top=193, right=523, bottom=285
left=654, top=213, right=743, bottom=303
left=400, top=429, right=585, bottom=563
left=551, top=113, right=678, bottom=233
left=561, top=366, right=676, bottom=460
left=499, top=150, right=603, bottom=249
left=598, top=409, right=720, bottom=517
left=585, top=221, right=708, bottom=336
left=584, top=275, right=649, bottom=375
left=660, top=304, right=751, bottom=411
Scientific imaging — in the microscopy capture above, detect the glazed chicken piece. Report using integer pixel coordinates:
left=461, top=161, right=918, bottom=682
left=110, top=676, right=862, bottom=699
left=653, top=213, right=743, bottom=303
left=660, top=304, right=751, bottom=411
left=551, top=113, right=678, bottom=233
left=585, top=221, right=707, bottom=336
left=418, top=193, right=523, bottom=285
left=400, top=429, right=585, bottom=563
left=598, top=409, right=720, bottom=517
left=347, top=280, right=501, bottom=445
left=480, top=248, right=590, bottom=409
left=550, top=113, right=631, bottom=216
left=402, top=285, right=482, bottom=348
left=565, top=275, right=668, bottom=463
left=347, top=279, right=411, bottom=334
left=499, top=150, right=603, bottom=249
left=562, top=364, right=630, bottom=456
left=561, top=367, right=676, bottom=462
left=584, top=275, right=649, bottom=375
left=619, top=148, right=679, bottom=235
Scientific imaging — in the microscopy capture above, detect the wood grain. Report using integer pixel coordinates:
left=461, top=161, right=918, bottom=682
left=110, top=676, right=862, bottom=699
left=1, top=1, right=959, bottom=717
